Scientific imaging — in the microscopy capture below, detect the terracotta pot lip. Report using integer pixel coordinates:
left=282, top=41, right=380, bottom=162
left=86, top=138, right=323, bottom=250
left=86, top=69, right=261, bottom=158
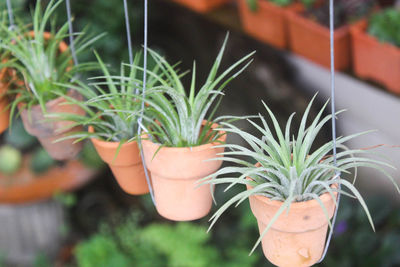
left=141, top=120, right=226, bottom=152
left=248, top=162, right=338, bottom=210
left=286, top=5, right=350, bottom=38
left=350, top=19, right=400, bottom=55
left=88, top=125, right=137, bottom=148
left=16, top=90, right=76, bottom=111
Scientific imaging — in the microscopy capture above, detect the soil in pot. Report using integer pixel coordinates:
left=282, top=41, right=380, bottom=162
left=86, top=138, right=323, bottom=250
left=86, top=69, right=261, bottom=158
left=172, top=0, right=231, bottom=13
left=351, top=20, right=400, bottom=94
left=18, top=90, right=85, bottom=161
left=238, top=0, right=296, bottom=49
left=89, top=126, right=149, bottom=195
left=0, top=67, right=14, bottom=134
left=141, top=122, right=226, bottom=221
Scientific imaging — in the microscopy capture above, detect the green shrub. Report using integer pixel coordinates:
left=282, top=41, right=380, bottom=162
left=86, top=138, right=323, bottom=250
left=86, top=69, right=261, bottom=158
left=368, top=8, right=400, bottom=47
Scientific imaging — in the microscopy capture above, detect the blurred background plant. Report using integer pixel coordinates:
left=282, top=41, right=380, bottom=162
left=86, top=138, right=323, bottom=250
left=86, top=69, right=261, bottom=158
left=368, top=8, right=400, bottom=47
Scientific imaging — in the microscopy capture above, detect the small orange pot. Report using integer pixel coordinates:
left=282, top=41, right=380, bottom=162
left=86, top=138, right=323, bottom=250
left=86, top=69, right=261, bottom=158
left=142, top=122, right=226, bottom=221
left=351, top=20, right=400, bottom=94
left=238, top=0, right=296, bottom=49
left=286, top=5, right=351, bottom=70
left=0, top=67, right=11, bottom=134
left=247, top=165, right=337, bottom=267
left=88, top=126, right=149, bottom=195
left=172, top=0, right=230, bottom=12
left=18, top=90, right=85, bottom=160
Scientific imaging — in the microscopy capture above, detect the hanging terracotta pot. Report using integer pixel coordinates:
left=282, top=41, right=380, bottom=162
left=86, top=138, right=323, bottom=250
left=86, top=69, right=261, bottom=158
left=172, top=0, right=230, bottom=13
left=0, top=67, right=11, bottom=134
left=247, top=164, right=337, bottom=267
left=286, top=5, right=351, bottom=70
left=18, top=90, right=85, bottom=160
left=350, top=20, right=400, bottom=94
left=142, top=122, right=226, bottom=221
left=88, top=126, right=149, bottom=195
left=238, top=0, right=296, bottom=49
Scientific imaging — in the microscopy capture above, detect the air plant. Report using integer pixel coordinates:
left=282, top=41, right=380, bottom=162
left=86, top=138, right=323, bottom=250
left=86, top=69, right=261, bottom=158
left=202, top=95, right=399, bottom=253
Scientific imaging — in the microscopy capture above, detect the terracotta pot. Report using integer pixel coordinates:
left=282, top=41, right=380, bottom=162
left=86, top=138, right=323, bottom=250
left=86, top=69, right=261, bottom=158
left=247, top=164, right=337, bottom=267
left=0, top=156, right=96, bottom=204
left=0, top=67, right=11, bottom=134
left=351, top=20, right=400, bottom=94
left=238, top=0, right=296, bottom=49
left=18, top=90, right=85, bottom=160
left=172, top=0, right=230, bottom=13
left=286, top=5, right=351, bottom=70
left=88, top=126, right=149, bottom=195
left=142, top=122, right=226, bottom=221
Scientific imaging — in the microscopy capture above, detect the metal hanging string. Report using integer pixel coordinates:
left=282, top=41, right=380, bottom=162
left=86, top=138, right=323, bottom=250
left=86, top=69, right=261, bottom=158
left=122, top=0, right=156, bottom=205
left=6, top=0, right=15, bottom=30
left=123, top=0, right=134, bottom=66
left=65, top=0, right=78, bottom=66
left=318, top=0, right=342, bottom=262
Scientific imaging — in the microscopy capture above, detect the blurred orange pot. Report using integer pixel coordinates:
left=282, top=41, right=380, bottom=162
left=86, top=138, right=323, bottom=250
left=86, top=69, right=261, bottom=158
left=286, top=5, right=351, bottom=70
left=351, top=20, right=400, bottom=94
left=247, top=165, right=337, bottom=267
left=142, top=122, right=226, bottom=221
left=238, top=0, right=296, bottom=49
left=89, top=126, right=149, bottom=195
left=18, top=90, right=85, bottom=160
left=172, top=0, right=230, bottom=12
left=0, top=67, right=12, bottom=134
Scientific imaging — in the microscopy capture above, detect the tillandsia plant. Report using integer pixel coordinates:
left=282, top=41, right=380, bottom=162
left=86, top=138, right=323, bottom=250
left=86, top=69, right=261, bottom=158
left=0, top=0, right=104, bottom=160
left=0, top=0, right=103, bottom=116
left=50, top=50, right=163, bottom=144
left=368, top=8, right=400, bottom=48
left=201, top=95, right=399, bottom=264
left=142, top=34, right=255, bottom=148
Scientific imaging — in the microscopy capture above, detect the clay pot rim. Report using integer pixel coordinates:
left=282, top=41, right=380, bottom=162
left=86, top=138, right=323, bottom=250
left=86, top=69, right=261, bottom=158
left=248, top=162, right=338, bottom=210
left=286, top=4, right=350, bottom=38
left=350, top=19, right=400, bottom=55
left=16, top=90, right=77, bottom=111
left=88, top=125, right=138, bottom=148
left=141, top=120, right=227, bottom=152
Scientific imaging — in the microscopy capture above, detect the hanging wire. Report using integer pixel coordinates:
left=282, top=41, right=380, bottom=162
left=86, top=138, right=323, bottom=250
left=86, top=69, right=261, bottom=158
left=6, top=0, right=15, bottom=30
left=318, top=0, right=342, bottom=262
left=65, top=0, right=78, bottom=66
left=123, top=0, right=134, bottom=66
left=123, top=0, right=157, bottom=205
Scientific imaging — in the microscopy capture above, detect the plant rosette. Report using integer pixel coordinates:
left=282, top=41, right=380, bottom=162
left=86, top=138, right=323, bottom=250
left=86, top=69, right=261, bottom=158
left=172, top=0, right=231, bottom=13
left=88, top=126, right=149, bottom=195
left=351, top=18, right=400, bottom=94
left=286, top=4, right=351, bottom=70
left=238, top=0, right=297, bottom=49
left=247, top=163, right=337, bottom=267
left=141, top=121, right=226, bottom=221
left=204, top=95, right=399, bottom=266
left=17, top=89, right=85, bottom=161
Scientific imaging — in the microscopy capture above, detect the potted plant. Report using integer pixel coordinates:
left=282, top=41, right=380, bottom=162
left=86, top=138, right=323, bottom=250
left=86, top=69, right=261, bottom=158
left=350, top=8, right=400, bottom=94
left=49, top=51, right=164, bottom=195
left=0, top=11, right=13, bottom=134
left=140, top=35, right=255, bottom=221
left=238, top=0, right=298, bottom=49
left=203, top=95, right=399, bottom=266
left=286, top=0, right=375, bottom=70
left=171, top=0, right=231, bottom=13
left=0, top=0, right=102, bottom=160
